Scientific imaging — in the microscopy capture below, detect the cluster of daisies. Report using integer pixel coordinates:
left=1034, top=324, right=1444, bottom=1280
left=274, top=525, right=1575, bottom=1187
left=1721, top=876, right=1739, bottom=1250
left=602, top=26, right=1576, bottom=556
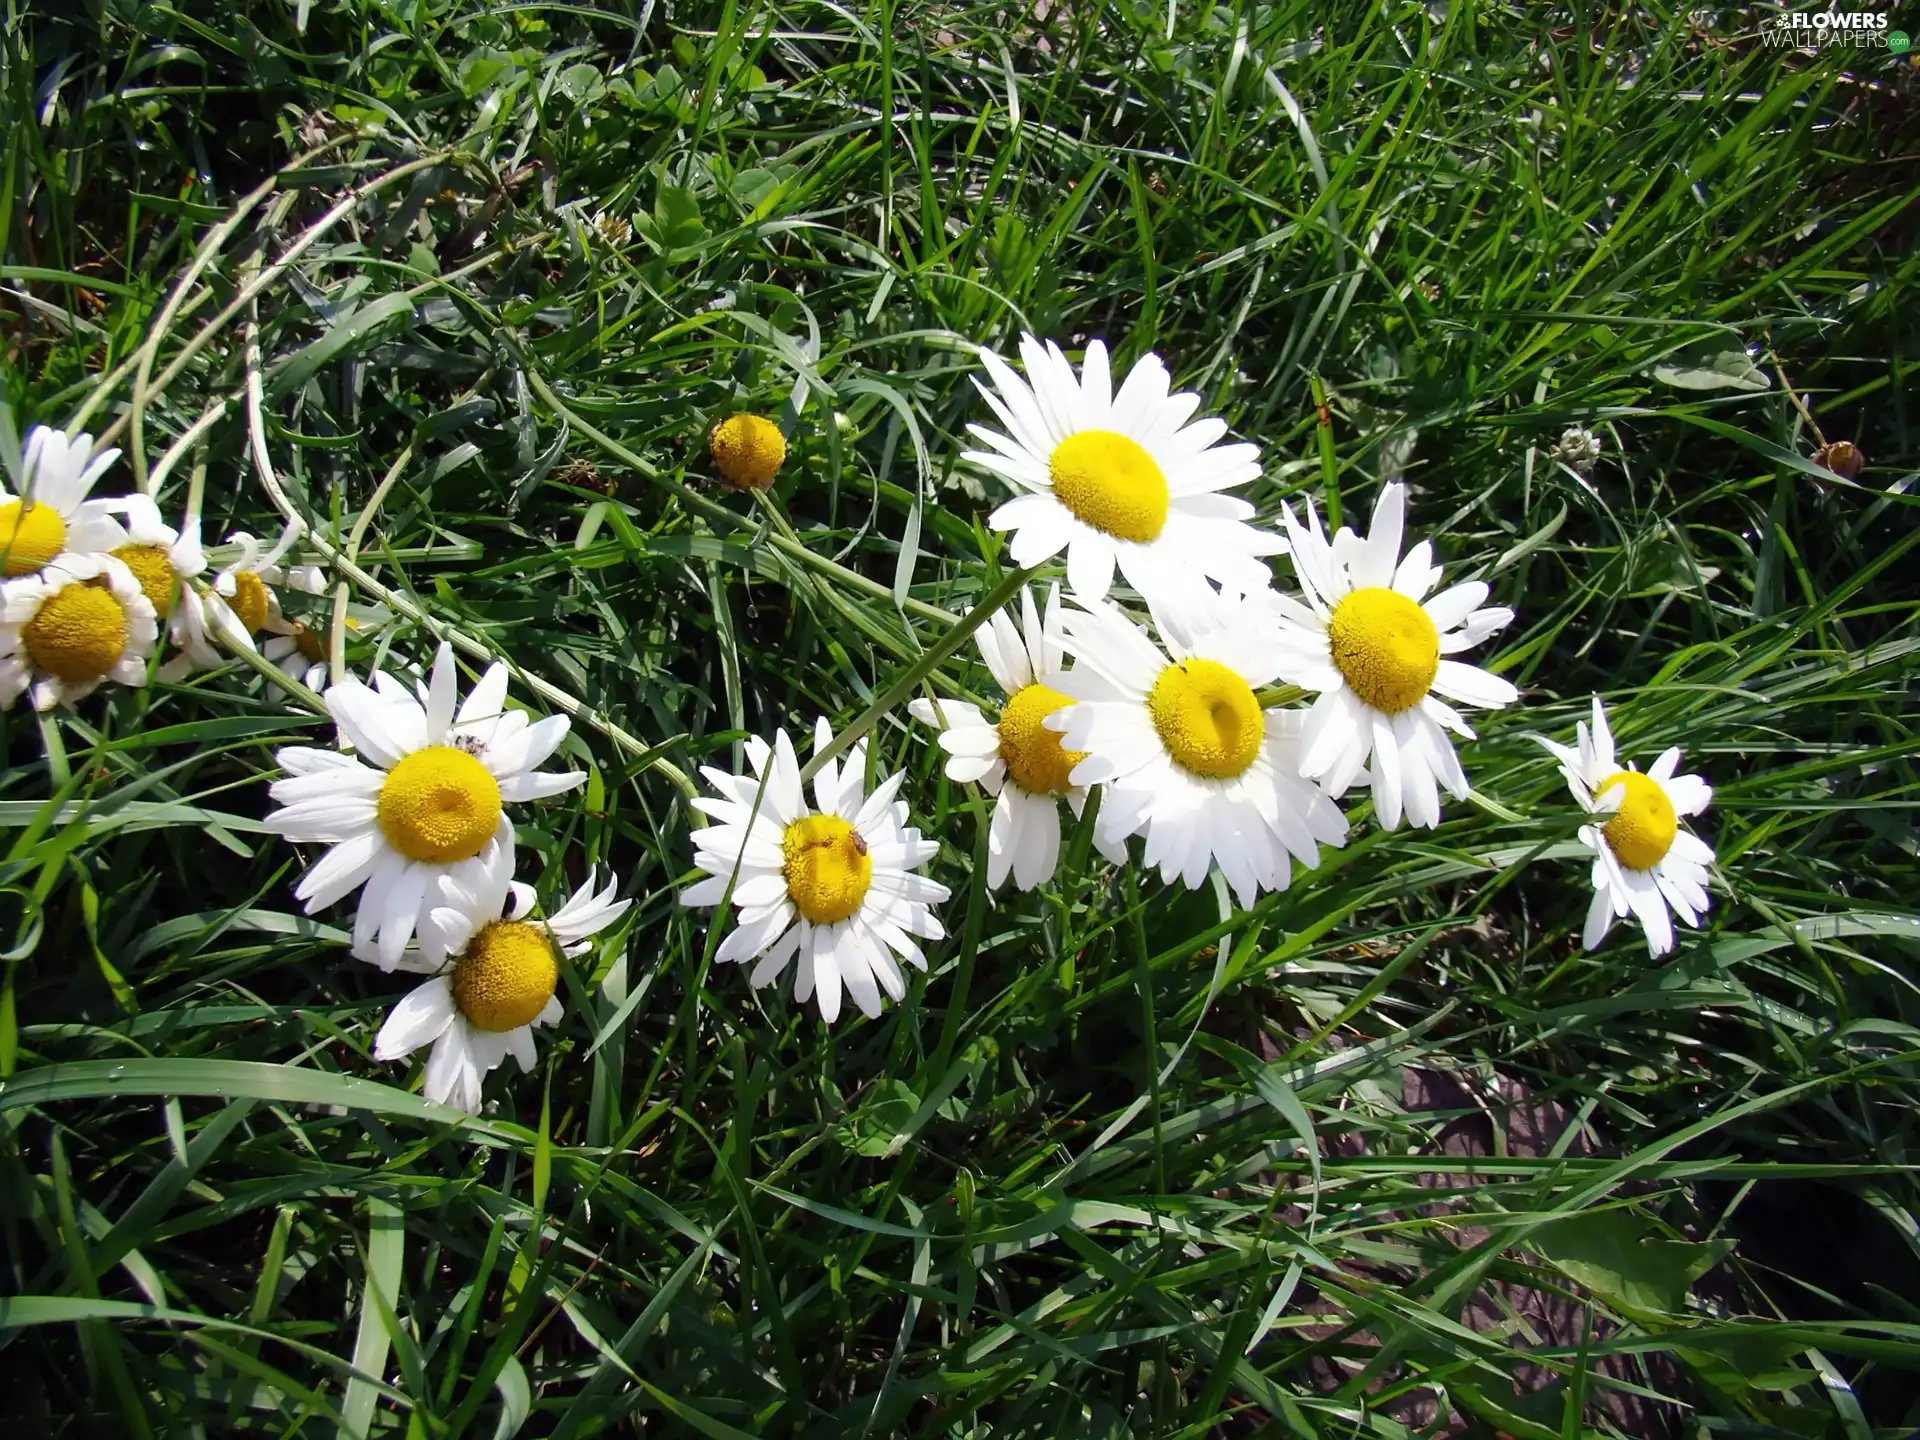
left=10, top=331, right=1719, bottom=1112
left=0, top=425, right=633, bottom=1112
left=0, top=424, right=370, bottom=709
left=264, top=641, right=629, bottom=1111
left=684, top=334, right=1719, bottom=1028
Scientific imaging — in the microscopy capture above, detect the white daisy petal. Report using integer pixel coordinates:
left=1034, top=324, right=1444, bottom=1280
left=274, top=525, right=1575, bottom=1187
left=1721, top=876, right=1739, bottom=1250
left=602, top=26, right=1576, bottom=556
left=425, top=642, right=458, bottom=743
left=374, top=977, right=458, bottom=1060
left=1430, top=660, right=1519, bottom=710
left=423, top=1028, right=482, bottom=1112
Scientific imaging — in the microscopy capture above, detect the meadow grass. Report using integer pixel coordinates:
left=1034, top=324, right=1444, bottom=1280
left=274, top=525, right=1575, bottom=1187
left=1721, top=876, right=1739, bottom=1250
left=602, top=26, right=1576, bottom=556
left=2, top=1, right=1918, bottom=1435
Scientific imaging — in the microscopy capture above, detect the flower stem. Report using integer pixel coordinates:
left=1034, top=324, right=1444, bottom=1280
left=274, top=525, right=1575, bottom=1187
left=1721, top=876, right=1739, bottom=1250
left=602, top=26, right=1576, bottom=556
left=798, top=563, right=1035, bottom=785
left=509, top=345, right=962, bottom=630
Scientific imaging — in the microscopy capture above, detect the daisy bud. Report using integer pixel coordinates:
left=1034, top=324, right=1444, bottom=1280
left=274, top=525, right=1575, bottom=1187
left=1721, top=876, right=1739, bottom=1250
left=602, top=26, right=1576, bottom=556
left=709, top=413, right=787, bottom=490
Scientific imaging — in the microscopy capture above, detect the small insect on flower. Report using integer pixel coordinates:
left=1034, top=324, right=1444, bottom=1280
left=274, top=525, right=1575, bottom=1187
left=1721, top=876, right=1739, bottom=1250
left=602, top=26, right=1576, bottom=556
left=709, top=413, right=787, bottom=491
left=1536, top=696, right=1715, bottom=958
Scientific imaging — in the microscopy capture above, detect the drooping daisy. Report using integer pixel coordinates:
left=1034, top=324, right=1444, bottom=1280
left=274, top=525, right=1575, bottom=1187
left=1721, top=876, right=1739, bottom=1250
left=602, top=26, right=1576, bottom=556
left=1537, top=696, right=1715, bottom=958
left=106, top=496, right=235, bottom=678
left=1265, top=482, right=1518, bottom=831
left=963, top=334, right=1281, bottom=610
left=262, top=601, right=390, bottom=692
left=370, top=869, right=632, bottom=1113
left=1045, top=594, right=1349, bottom=910
left=109, top=495, right=204, bottom=622
left=0, top=552, right=157, bottom=711
left=202, top=523, right=322, bottom=654
left=264, top=641, right=587, bottom=969
left=112, top=501, right=325, bottom=678
left=907, top=583, right=1128, bottom=891
left=680, top=719, right=949, bottom=1023
left=0, top=425, right=127, bottom=579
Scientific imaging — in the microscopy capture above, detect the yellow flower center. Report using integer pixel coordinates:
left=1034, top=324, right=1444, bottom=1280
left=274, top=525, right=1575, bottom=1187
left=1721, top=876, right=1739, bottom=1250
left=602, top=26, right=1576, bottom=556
left=1047, top=430, right=1169, bottom=544
left=292, top=622, right=326, bottom=663
left=452, top=920, right=558, bottom=1032
left=1327, top=587, right=1439, bottom=714
left=996, top=682, right=1087, bottom=796
left=781, top=814, right=872, bottom=925
left=227, top=572, right=270, bottom=634
left=376, top=746, right=503, bottom=863
left=710, top=414, right=787, bottom=490
left=23, top=582, right=129, bottom=683
left=0, top=500, right=66, bottom=577
left=1598, top=770, right=1677, bottom=871
left=112, top=544, right=178, bottom=620
left=1148, top=659, right=1263, bottom=780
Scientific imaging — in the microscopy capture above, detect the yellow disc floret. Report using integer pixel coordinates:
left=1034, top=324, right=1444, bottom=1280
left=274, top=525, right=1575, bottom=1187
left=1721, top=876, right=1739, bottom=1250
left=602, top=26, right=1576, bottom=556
left=111, top=544, right=178, bottom=620
left=292, top=622, right=326, bottom=663
left=23, top=582, right=128, bottom=684
left=1597, top=770, right=1677, bottom=871
left=1148, top=659, right=1264, bottom=780
left=996, top=682, right=1087, bottom=795
left=710, top=414, right=787, bottom=490
left=1327, top=587, right=1439, bottom=714
left=453, top=920, right=558, bottom=1032
left=1047, top=430, right=1170, bottom=544
left=782, top=813, right=872, bottom=925
left=376, top=746, right=503, bottom=863
left=0, top=500, right=66, bottom=577
left=227, top=572, right=270, bottom=634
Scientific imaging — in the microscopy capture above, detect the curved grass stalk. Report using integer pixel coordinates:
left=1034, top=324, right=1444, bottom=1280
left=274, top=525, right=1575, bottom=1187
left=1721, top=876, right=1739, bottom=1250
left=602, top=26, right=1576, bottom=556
left=242, top=333, right=693, bottom=797
left=333, top=437, right=418, bottom=685
left=94, top=149, right=455, bottom=464
left=74, top=134, right=355, bottom=476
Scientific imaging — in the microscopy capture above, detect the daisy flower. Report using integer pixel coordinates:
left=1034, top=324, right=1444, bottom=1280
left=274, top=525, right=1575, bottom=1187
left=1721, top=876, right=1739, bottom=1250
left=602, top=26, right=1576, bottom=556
left=111, top=500, right=325, bottom=678
left=1266, top=482, right=1519, bottom=831
left=264, top=641, right=587, bottom=970
left=1538, top=697, right=1715, bottom=957
left=262, top=602, right=390, bottom=692
left=963, top=334, right=1280, bottom=610
left=680, top=718, right=950, bottom=1023
left=0, top=425, right=127, bottom=579
left=106, top=496, right=240, bottom=679
left=108, top=495, right=205, bottom=624
left=907, top=583, right=1127, bottom=891
left=201, top=523, right=322, bottom=654
left=1045, top=594, right=1349, bottom=910
left=0, top=552, right=157, bottom=711
left=370, top=869, right=632, bottom=1113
